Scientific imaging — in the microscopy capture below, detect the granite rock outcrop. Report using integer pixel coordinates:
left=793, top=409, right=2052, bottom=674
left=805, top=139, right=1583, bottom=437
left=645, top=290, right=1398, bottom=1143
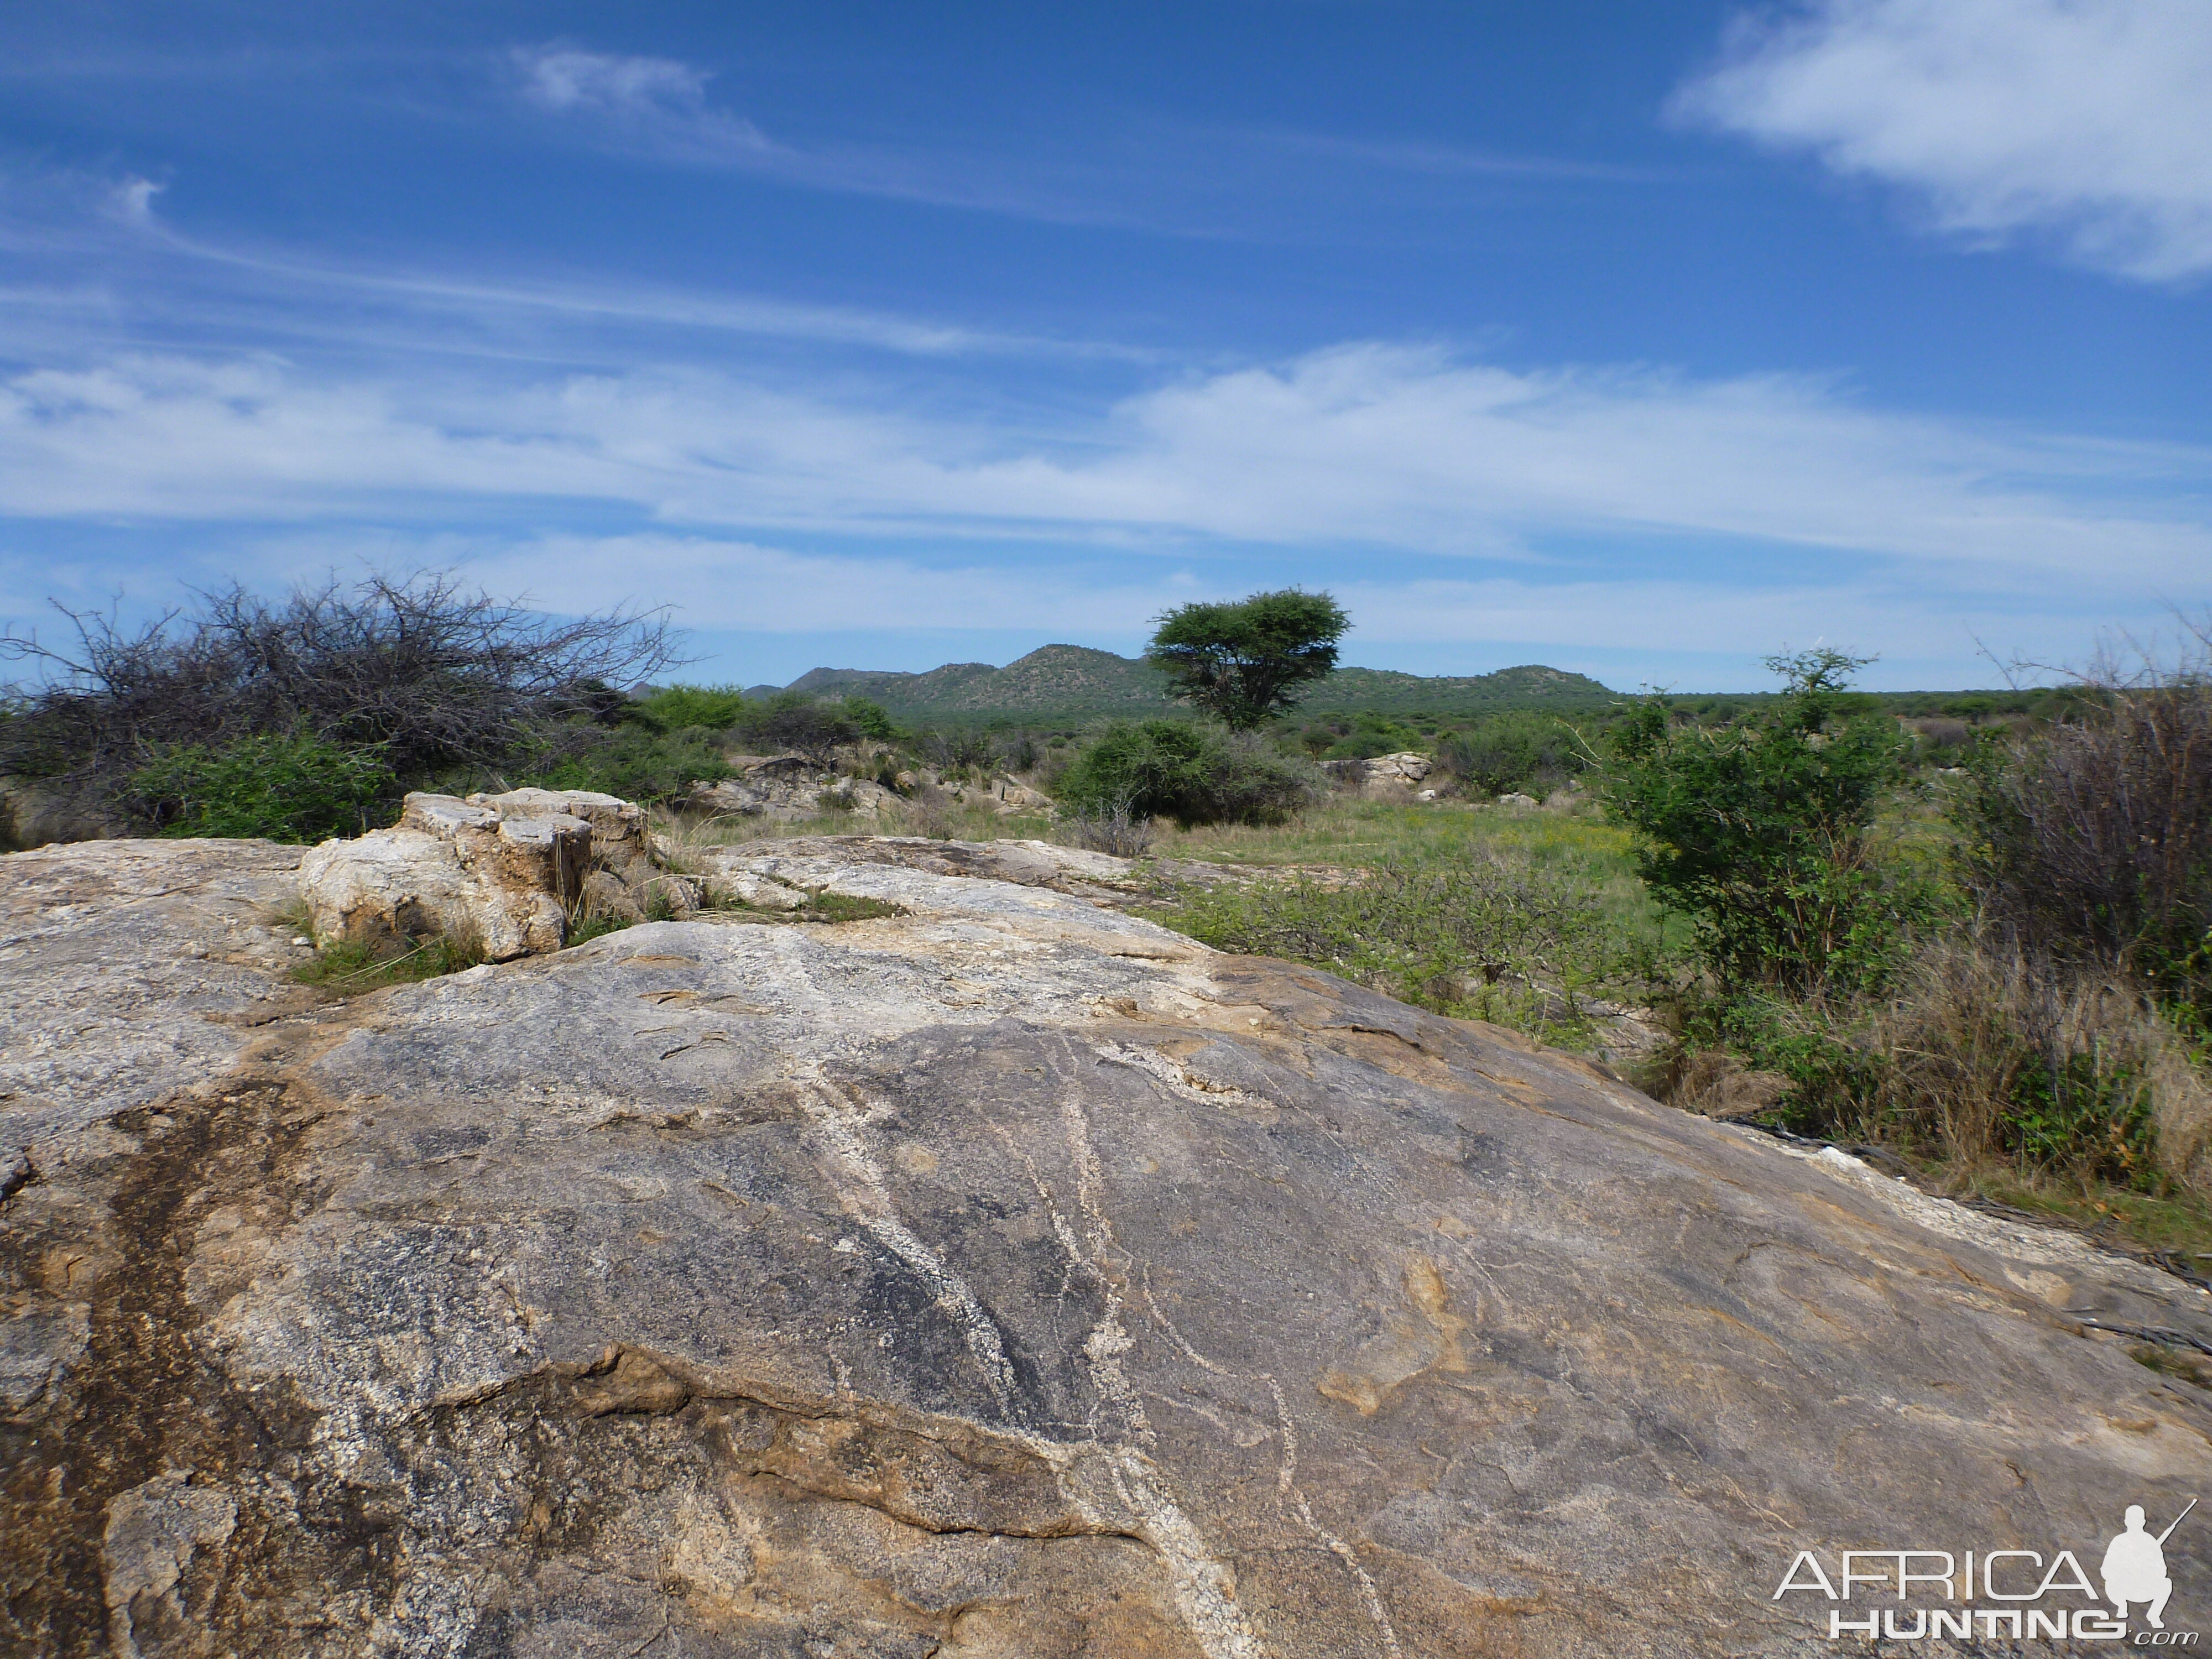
left=5, top=827, right=2212, bottom=1655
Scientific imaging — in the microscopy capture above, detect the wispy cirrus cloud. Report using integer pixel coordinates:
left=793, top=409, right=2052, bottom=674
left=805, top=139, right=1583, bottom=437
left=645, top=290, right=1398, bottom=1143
left=496, top=45, right=1662, bottom=236
left=499, top=43, right=1141, bottom=223
left=1674, top=0, right=2212, bottom=282
left=0, top=155, right=1149, bottom=366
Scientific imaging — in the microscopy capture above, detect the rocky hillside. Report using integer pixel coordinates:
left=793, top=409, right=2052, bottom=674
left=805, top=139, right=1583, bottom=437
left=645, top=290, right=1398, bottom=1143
left=4, top=825, right=2210, bottom=1655
left=760, top=648, right=1614, bottom=722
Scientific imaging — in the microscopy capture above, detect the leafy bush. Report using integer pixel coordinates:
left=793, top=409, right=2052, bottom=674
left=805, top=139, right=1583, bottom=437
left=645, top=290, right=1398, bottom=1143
left=1308, top=711, right=1430, bottom=763
left=1598, top=650, right=1927, bottom=994
left=1057, top=719, right=1320, bottom=827
left=843, top=698, right=896, bottom=742
left=131, top=729, right=396, bottom=842
left=629, top=684, right=748, bottom=733
left=524, top=724, right=734, bottom=804
left=1436, top=712, right=1582, bottom=797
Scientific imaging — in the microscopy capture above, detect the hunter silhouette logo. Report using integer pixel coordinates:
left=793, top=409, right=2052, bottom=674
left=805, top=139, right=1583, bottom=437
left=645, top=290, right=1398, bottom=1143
left=2105, top=1499, right=2195, bottom=1629
left=1772, top=1496, right=2201, bottom=1642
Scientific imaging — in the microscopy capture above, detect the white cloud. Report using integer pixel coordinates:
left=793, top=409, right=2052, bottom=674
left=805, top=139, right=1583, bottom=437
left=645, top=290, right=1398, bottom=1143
left=109, top=176, right=163, bottom=226
left=509, top=46, right=775, bottom=160
left=2, top=346, right=2201, bottom=596
left=443, top=535, right=1176, bottom=635
left=1676, top=0, right=2212, bottom=280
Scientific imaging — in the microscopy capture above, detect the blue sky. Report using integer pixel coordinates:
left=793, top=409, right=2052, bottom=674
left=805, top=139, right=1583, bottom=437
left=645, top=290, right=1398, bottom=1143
left=2, top=2, right=2207, bottom=691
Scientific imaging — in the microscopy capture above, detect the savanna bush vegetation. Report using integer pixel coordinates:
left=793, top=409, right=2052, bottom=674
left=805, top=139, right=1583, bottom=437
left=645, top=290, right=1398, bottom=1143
left=0, top=573, right=946, bottom=844
left=1148, top=628, right=2212, bottom=1241
left=1596, top=634, right=2212, bottom=1214
left=1, top=575, right=680, bottom=791
left=132, top=728, right=398, bottom=843
left=1166, top=847, right=1653, bottom=1045
left=1055, top=718, right=1321, bottom=827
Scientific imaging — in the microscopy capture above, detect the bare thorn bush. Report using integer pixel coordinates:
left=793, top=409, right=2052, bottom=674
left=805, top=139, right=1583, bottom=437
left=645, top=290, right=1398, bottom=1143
left=1, top=571, right=682, bottom=810
left=1056, top=799, right=1156, bottom=858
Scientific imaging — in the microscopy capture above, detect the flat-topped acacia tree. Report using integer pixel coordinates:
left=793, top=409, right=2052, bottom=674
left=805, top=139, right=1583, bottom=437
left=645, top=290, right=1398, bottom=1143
left=1145, top=588, right=1350, bottom=730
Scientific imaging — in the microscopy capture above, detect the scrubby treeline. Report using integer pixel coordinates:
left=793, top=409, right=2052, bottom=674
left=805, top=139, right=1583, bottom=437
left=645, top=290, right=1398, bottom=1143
left=0, top=575, right=1338, bottom=846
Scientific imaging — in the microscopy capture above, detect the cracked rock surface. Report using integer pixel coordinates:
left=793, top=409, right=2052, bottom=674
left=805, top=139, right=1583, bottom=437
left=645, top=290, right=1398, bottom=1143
left=6, top=833, right=2212, bottom=1655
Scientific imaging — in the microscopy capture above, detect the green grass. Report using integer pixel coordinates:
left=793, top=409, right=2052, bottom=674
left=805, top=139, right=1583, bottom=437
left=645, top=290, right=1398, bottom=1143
left=291, top=932, right=486, bottom=992
left=793, top=890, right=905, bottom=924
left=565, top=912, right=635, bottom=948
left=1152, top=796, right=1675, bottom=946
left=1133, top=798, right=1674, bottom=1050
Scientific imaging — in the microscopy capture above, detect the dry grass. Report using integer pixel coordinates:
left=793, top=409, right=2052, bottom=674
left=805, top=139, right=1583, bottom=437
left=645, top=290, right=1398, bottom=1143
left=1857, top=938, right=2212, bottom=1188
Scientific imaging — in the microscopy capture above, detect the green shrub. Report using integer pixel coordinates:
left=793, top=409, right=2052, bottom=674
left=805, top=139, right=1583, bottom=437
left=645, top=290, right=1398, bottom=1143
left=132, top=729, right=395, bottom=843
left=630, top=684, right=748, bottom=733
left=1316, top=711, right=1429, bottom=763
left=1598, top=650, right=1928, bottom=994
left=1436, top=712, right=1582, bottom=796
left=524, top=725, right=734, bottom=804
left=844, top=698, right=896, bottom=742
left=1058, top=719, right=1319, bottom=827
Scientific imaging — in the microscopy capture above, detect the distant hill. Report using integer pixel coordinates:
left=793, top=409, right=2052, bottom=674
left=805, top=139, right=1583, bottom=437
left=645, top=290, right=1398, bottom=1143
left=756, top=646, right=1615, bottom=723
left=1298, top=663, right=1615, bottom=714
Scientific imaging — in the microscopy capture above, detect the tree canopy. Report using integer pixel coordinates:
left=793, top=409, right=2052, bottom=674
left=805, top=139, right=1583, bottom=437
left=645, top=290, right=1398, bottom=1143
left=1144, top=588, right=1350, bottom=729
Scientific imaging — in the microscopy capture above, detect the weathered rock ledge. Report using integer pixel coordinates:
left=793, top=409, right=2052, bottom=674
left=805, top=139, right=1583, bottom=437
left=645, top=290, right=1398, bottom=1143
left=5, top=829, right=2212, bottom=1656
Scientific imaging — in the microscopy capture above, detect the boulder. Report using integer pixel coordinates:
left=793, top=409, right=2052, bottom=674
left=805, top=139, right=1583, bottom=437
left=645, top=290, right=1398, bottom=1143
left=687, top=755, right=893, bottom=822
left=831, top=776, right=903, bottom=817
left=692, top=763, right=914, bottom=823
left=987, top=775, right=1053, bottom=814
left=300, top=791, right=598, bottom=960
left=1497, top=791, right=1540, bottom=808
left=1367, top=752, right=1433, bottom=783
left=1322, top=753, right=1436, bottom=799
left=469, top=786, right=654, bottom=882
left=8, top=831, right=2212, bottom=1655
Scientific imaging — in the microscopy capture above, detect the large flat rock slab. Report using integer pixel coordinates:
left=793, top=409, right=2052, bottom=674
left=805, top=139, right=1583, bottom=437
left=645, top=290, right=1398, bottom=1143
left=6, top=834, right=2212, bottom=1656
